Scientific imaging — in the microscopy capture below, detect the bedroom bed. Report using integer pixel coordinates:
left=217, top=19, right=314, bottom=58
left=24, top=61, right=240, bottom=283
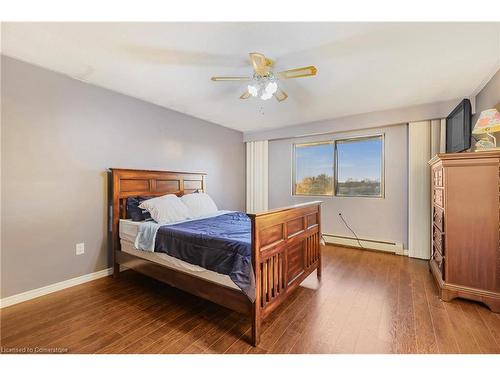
left=110, top=168, right=322, bottom=346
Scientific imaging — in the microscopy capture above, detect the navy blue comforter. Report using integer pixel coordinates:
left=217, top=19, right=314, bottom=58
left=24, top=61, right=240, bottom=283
left=154, top=212, right=255, bottom=301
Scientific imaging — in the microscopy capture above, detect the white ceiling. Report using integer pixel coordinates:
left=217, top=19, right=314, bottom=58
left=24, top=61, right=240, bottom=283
left=2, top=22, right=499, bottom=133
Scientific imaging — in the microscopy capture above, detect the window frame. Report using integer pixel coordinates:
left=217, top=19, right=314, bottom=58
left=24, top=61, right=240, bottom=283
left=292, top=140, right=335, bottom=197
left=334, top=134, right=385, bottom=199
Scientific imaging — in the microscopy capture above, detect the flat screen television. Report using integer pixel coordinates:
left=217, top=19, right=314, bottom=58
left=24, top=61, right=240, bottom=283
left=446, top=99, right=472, bottom=153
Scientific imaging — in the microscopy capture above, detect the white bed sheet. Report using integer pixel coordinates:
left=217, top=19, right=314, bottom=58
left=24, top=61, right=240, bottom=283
left=120, top=240, right=238, bottom=289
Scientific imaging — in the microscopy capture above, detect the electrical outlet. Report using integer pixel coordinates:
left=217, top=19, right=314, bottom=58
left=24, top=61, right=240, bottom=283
left=76, top=242, right=85, bottom=255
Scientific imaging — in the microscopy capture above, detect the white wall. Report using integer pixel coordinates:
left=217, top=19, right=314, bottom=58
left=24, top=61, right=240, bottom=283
left=245, top=99, right=460, bottom=142
left=474, top=68, right=500, bottom=119
left=269, top=124, right=408, bottom=248
left=1, top=56, right=245, bottom=298
left=473, top=68, right=500, bottom=145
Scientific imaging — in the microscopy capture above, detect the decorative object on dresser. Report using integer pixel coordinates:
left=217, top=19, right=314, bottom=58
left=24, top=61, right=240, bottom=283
left=473, top=106, right=500, bottom=151
left=110, top=168, right=322, bottom=346
left=429, top=151, right=500, bottom=312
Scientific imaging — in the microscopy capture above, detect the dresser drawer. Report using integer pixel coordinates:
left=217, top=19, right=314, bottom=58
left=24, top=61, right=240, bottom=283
left=433, top=205, right=444, bottom=231
left=433, top=167, right=443, bottom=187
left=433, top=225, right=444, bottom=254
left=433, top=188, right=444, bottom=208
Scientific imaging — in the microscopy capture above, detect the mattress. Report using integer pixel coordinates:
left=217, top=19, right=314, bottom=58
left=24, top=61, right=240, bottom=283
left=119, top=219, right=142, bottom=243
left=119, top=238, right=238, bottom=290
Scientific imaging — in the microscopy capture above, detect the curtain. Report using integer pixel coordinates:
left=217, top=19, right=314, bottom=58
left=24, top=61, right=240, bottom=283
left=246, top=140, right=268, bottom=212
left=408, top=119, right=444, bottom=259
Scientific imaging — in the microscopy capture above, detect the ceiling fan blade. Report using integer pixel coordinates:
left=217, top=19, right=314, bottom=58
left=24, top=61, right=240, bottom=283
left=211, top=76, right=251, bottom=81
left=274, top=88, right=288, bottom=102
left=277, top=66, right=317, bottom=79
left=240, top=91, right=251, bottom=99
left=249, top=52, right=272, bottom=76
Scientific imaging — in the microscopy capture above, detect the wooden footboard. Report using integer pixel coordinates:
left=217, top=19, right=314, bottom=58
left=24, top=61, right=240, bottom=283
left=248, top=201, right=322, bottom=346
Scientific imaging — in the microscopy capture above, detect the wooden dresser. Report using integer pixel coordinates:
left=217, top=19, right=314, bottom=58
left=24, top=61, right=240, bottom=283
left=429, top=151, right=500, bottom=312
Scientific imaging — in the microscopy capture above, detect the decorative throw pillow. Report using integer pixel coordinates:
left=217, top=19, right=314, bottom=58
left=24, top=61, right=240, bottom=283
left=138, top=194, right=191, bottom=224
left=181, top=193, right=218, bottom=218
left=126, top=196, right=154, bottom=221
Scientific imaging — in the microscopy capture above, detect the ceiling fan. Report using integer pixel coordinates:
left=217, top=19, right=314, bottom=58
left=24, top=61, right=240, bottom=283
left=211, top=52, right=317, bottom=102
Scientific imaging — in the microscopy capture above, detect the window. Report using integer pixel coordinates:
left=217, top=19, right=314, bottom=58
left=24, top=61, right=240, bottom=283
left=335, top=135, right=384, bottom=197
left=293, top=142, right=334, bottom=196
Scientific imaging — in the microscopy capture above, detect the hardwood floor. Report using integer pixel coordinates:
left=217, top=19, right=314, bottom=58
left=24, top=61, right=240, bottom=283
left=1, top=245, right=499, bottom=354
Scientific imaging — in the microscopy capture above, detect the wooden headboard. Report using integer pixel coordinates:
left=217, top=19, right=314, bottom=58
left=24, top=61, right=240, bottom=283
left=110, top=168, right=206, bottom=252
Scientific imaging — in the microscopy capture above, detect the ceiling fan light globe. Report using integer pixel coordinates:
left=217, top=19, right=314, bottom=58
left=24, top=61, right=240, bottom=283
left=247, top=84, right=258, bottom=97
left=265, top=81, right=278, bottom=95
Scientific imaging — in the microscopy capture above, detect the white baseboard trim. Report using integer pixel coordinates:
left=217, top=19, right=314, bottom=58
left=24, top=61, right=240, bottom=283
left=0, top=267, right=114, bottom=309
left=323, top=234, right=407, bottom=256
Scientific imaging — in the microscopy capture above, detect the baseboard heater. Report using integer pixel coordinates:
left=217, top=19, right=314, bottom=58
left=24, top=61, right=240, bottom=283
left=322, top=234, right=406, bottom=255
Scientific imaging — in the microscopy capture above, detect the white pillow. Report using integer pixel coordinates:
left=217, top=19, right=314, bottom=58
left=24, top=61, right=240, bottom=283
left=181, top=193, right=218, bottom=218
left=138, top=194, right=190, bottom=224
